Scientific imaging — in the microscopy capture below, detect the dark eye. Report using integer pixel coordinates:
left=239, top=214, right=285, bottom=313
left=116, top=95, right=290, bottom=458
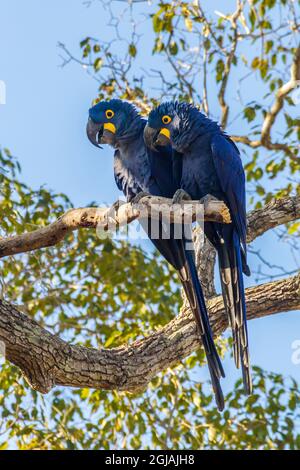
left=106, top=109, right=114, bottom=119
left=162, top=115, right=171, bottom=125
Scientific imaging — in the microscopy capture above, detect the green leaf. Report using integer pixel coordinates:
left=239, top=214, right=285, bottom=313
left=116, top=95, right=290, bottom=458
left=128, top=44, right=137, bottom=58
left=185, top=18, right=193, bottom=32
left=153, top=15, right=163, bottom=33
left=244, top=106, right=256, bottom=122
left=169, top=41, right=178, bottom=56
left=94, top=57, right=103, bottom=72
left=216, top=59, right=224, bottom=82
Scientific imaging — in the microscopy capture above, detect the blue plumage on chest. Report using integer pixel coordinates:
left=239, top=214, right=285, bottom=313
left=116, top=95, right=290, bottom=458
left=180, top=135, right=222, bottom=199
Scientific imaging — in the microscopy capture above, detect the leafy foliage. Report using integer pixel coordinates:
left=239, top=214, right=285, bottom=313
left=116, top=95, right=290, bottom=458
left=0, top=144, right=300, bottom=449
left=1, top=0, right=300, bottom=450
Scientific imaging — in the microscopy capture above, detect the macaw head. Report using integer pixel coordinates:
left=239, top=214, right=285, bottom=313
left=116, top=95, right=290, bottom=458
left=87, top=99, right=143, bottom=148
left=144, top=101, right=179, bottom=151
left=144, top=101, right=219, bottom=152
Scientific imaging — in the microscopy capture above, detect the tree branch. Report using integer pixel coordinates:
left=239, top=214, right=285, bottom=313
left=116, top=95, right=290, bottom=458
left=1, top=195, right=299, bottom=260
left=260, top=45, right=300, bottom=145
left=246, top=195, right=300, bottom=243
left=0, top=272, right=299, bottom=393
left=0, top=194, right=299, bottom=393
left=0, top=196, right=230, bottom=258
left=231, top=135, right=298, bottom=161
left=232, top=45, right=300, bottom=161
left=217, top=0, right=243, bottom=128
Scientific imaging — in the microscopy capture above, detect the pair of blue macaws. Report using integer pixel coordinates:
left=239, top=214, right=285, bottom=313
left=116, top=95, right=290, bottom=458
left=86, top=99, right=251, bottom=411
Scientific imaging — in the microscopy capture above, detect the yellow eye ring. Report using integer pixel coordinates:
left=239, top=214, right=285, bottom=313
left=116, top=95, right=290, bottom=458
left=105, top=109, right=114, bottom=119
left=162, top=115, right=172, bottom=125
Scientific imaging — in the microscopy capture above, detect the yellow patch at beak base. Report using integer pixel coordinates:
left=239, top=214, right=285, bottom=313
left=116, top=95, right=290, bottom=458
left=159, top=128, right=170, bottom=139
left=104, top=122, right=116, bottom=134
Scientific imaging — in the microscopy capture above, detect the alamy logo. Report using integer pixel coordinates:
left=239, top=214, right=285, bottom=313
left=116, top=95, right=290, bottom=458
left=0, top=80, right=6, bottom=105
left=95, top=199, right=204, bottom=251
left=291, top=339, right=300, bottom=365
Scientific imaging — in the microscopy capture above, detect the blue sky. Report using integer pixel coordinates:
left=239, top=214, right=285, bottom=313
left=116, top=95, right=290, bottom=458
left=0, top=0, right=299, bottom=391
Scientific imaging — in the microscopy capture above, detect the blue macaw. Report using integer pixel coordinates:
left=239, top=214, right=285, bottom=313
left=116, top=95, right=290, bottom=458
left=144, top=101, right=252, bottom=395
left=86, top=99, right=225, bottom=410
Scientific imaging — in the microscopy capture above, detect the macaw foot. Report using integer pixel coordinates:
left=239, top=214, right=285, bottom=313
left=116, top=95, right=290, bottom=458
left=130, top=191, right=151, bottom=204
left=172, top=189, right=192, bottom=204
left=199, top=194, right=218, bottom=211
left=173, top=190, right=194, bottom=251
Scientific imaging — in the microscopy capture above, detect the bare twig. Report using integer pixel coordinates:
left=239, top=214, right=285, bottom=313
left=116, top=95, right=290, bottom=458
left=232, top=45, right=300, bottom=161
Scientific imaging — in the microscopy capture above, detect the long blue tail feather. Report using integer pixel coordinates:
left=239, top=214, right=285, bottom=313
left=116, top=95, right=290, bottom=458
left=142, top=218, right=225, bottom=410
left=232, top=230, right=252, bottom=394
left=182, top=244, right=225, bottom=411
left=216, top=227, right=252, bottom=395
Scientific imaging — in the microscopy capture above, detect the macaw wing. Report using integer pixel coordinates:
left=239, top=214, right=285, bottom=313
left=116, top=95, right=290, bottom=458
left=114, top=149, right=141, bottom=201
left=114, top=148, right=183, bottom=268
left=211, top=134, right=252, bottom=393
left=210, top=133, right=247, bottom=248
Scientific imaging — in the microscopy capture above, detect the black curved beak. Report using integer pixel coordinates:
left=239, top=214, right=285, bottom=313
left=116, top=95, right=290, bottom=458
left=144, top=124, right=170, bottom=151
left=86, top=117, right=103, bottom=148
left=155, top=132, right=170, bottom=147
left=143, top=125, right=160, bottom=151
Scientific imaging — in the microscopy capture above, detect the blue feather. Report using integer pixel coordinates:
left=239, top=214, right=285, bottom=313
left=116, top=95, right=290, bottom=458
left=147, top=101, right=252, bottom=395
left=88, top=99, right=226, bottom=410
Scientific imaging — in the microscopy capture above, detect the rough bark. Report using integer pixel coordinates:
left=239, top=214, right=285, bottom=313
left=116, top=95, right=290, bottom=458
left=0, top=273, right=299, bottom=393
left=0, top=196, right=230, bottom=259
left=0, top=194, right=298, bottom=259
left=247, top=195, right=300, bottom=242
left=0, top=195, right=299, bottom=393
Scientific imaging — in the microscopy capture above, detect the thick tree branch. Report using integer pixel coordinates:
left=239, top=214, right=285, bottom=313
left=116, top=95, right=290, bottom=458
left=0, top=196, right=230, bottom=258
left=0, top=195, right=299, bottom=260
left=193, top=195, right=300, bottom=298
left=246, top=195, right=300, bottom=242
left=0, top=273, right=299, bottom=394
left=0, top=193, right=299, bottom=393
